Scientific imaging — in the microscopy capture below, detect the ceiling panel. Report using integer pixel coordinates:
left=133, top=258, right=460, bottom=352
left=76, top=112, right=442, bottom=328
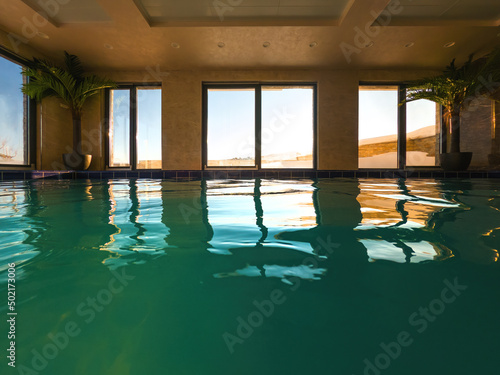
left=380, top=0, right=500, bottom=24
left=445, top=4, right=500, bottom=20
left=135, top=0, right=351, bottom=23
left=21, top=0, right=111, bottom=24
left=210, top=7, right=279, bottom=18
left=278, top=7, right=342, bottom=17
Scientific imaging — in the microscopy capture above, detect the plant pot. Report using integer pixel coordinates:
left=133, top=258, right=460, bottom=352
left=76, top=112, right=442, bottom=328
left=62, top=153, right=92, bottom=171
left=439, top=152, right=473, bottom=171
left=488, top=153, right=500, bottom=169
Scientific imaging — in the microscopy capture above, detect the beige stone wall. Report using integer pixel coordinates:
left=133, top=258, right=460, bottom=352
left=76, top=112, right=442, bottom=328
left=159, top=69, right=360, bottom=170
left=460, top=97, right=494, bottom=168
left=38, top=94, right=104, bottom=170
left=12, top=62, right=494, bottom=171
left=39, top=97, right=72, bottom=170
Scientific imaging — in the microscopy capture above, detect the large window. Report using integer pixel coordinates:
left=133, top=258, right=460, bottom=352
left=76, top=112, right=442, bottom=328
left=406, top=100, right=439, bottom=167
left=0, top=53, right=29, bottom=166
left=204, top=84, right=316, bottom=169
left=109, top=90, right=130, bottom=167
left=108, top=85, right=162, bottom=169
left=206, top=88, right=256, bottom=167
left=358, top=86, right=399, bottom=169
left=261, top=86, right=314, bottom=169
left=359, top=84, right=440, bottom=169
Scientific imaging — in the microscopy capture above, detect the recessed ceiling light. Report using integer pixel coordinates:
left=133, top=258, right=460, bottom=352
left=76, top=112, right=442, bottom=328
left=365, top=41, right=374, bottom=48
left=309, top=41, right=318, bottom=48
left=218, top=42, right=225, bottom=48
left=404, top=42, right=415, bottom=48
left=171, top=42, right=180, bottom=49
left=104, top=43, right=113, bottom=50
left=263, top=42, right=271, bottom=48
left=444, top=41, right=455, bottom=48
left=37, top=32, right=49, bottom=39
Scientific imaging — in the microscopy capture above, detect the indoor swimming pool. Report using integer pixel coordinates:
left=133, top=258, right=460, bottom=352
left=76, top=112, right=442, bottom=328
left=1, top=178, right=499, bottom=375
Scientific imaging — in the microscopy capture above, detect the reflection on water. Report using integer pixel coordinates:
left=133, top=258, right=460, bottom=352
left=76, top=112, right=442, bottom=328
left=1, top=176, right=499, bottom=291
left=1, top=177, right=499, bottom=277
left=1, top=177, right=500, bottom=375
left=101, top=180, right=168, bottom=269
left=0, top=181, right=41, bottom=281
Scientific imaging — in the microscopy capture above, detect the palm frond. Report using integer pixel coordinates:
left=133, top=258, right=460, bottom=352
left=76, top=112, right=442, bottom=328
left=402, top=47, right=500, bottom=110
left=73, top=75, right=117, bottom=112
left=63, top=51, right=84, bottom=81
left=21, top=52, right=116, bottom=116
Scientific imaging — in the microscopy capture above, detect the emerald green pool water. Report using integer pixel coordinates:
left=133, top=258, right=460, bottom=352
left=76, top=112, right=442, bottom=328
left=1, top=178, right=499, bottom=375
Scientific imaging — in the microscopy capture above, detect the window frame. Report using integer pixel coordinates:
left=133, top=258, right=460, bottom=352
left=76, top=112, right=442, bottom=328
left=202, top=82, right=317, bottom=170
left=359, top=82, right=443, bottom=170
left=105, top=83, right=162, bottom=170
left=0, top=47, right=36, bottom=168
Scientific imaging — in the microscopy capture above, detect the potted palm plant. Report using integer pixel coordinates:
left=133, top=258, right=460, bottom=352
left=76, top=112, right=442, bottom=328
left=403, top=48, right=500, bottom=171
left=22, top=51, right=116, bottom=170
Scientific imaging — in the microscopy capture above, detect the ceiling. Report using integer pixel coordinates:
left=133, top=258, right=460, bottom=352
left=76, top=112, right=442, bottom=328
left=0, top=0, right=499, bottom=71
left=136, top=0, right=353, bottom=25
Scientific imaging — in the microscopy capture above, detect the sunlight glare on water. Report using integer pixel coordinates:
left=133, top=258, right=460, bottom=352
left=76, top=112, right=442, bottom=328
left=0, top=177, right=499, bottom=375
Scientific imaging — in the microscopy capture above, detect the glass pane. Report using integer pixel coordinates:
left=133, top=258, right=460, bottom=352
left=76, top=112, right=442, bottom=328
left=137, top=88, right=162, bottom=169
left=109, top=89, right=130, bottom=167
left=406, top=99, right=439, bottom=166
left=261, top=86, right=314, bottom=169
left=0, top=56, right=27, bottom=165
left=358, top=86, right=399, bottom=169
left=207, top=88, right=255, bottom=167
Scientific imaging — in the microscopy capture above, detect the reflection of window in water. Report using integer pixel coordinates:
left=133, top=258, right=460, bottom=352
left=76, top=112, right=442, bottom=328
left=355, top=180, right=456, bottom=263
left=0, top=184, right=39, bottom=275
left=205, top=180, right=317, bottom=256
left=214, top=264, right=326, bottom=285
left=101, top=180, right=167, bottom=269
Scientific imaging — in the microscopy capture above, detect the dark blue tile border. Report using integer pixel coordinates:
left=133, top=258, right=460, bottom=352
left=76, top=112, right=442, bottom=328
left=418, top=172, right=433, bottom=178
left=163, top=171, right=176, bottom=179
left=2, top=169, right=500, bottom=181
left=189, top=171, right=202, bottom=179
left=87, top=172, right=102, bottom=179
left=3, top=172, right=25, bottom=180
left=240, top=170, right=255, bottom=178
left=213, top=171, right=228, bottom=179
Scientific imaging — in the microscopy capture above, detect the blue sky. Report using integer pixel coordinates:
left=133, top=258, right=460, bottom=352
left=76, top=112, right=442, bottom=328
left=207, top=89, right=256, bottom=161
left=0, top=57, right=25, bottom=164
left=207, top=87, right=314, bottom=161
left=137, top=88, right=162, bottom=162
left=110, top=88, right=162, bottom=165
